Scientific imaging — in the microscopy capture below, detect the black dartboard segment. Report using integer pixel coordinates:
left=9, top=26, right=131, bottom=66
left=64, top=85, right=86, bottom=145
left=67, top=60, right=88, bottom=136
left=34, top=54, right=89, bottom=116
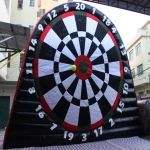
left=3, top=2, right=140, bottom=149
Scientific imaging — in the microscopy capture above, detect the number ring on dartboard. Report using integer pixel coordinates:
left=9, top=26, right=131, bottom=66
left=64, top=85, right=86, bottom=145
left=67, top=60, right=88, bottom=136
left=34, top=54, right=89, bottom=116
left=33, top=6, right=124, bottom=132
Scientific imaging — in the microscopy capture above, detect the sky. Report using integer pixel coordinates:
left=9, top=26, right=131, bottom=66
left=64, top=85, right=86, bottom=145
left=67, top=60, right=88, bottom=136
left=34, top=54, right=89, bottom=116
left=83, top=1, right=150, bottom=46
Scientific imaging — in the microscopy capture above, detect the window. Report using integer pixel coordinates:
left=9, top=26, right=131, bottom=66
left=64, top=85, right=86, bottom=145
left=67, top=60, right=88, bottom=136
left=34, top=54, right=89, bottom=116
left=53, top=0, right=58, bottom=1
left=136, top=43, right=141, bottom=56
left=0, top=48, right=6, bottom=57
left=17, top=0, right=23, bottom=9
left=30, top=0, right=35, bottom=7
left=131, top=69, right=135, bottom=78
left=68, top=0, right=73, bottom=2
left=20, top=52, right=24, bottom=68
left=137, top=64, right=143, bottom=76
left=129, top=49, right=134, bottom=61
left=38, top=9, right=45, bottom=17
left=29, top=25, right=34, bottom=34
left=38, top=0, right=41, bottom=7
left=7, top=52, right=11, bottom=68
left=138, top=91, right=144, bottom=97
left=147, top=90, right=150, bottom=94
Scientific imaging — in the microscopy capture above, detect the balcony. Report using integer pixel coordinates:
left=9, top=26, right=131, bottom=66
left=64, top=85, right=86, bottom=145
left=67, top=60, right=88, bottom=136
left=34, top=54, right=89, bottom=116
left=133, top=74, right=149, bottom=87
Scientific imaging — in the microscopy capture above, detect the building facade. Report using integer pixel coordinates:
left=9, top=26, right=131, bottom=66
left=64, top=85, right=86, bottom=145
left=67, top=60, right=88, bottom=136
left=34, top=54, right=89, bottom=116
left=0, top=0, right=10, bottom=128
left=0, top=0, right=10, bottom=81
left=6, top=0, right=37, bottom=81
left=37, top=0, right=71, bottom=19
left=0, top=0, right=73, bottom=128
left=126, top=21, right=150, bottom=97
left=7, top=0, right=73, bottom=81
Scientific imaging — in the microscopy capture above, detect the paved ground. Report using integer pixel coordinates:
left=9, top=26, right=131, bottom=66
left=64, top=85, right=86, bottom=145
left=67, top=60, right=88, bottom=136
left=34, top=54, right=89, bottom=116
left=1, top=128, right=150, bottom=149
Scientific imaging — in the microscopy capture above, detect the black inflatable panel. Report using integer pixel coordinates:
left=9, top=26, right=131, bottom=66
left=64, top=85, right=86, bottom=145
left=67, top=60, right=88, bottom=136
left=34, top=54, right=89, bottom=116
left=3, top=2, right=141, bottom=149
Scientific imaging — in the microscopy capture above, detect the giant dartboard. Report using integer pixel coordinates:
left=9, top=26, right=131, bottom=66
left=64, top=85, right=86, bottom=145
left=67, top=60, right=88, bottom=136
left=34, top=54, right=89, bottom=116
left=3, top=2, right=140, bottom=149
left=33, top=3, right=123, bottom=132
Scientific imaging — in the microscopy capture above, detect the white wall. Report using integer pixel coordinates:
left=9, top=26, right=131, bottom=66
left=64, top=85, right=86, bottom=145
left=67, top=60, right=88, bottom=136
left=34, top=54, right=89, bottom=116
left=0, top=0, right=9, bottom=22
left=0, top=0, right=9, bottom=80
left=0, top=85, right=16, bottom=111
left=10, top=0, right=37, bottom=27
left=7, top=0, right=38, bottom=81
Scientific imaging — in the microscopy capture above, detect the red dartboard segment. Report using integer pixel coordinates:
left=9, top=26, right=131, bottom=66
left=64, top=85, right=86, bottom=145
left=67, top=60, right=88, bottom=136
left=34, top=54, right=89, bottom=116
left=62, top=121, right=78, bottom=132
left=91, top=118, right=104, bottom=129
left=33, top=58, right=38, bottom=78
left=86, top=13, right=99, bottom=22
left=112, top=93, right=121, bottom=110
left=40, top=96, right=52, bottom=114
left=40, top=25, right=51, bottom=41
left=61, top=11, right=74, bottom=19
left=108, top=31, right=117, bottom=46
left=120, top=60, right=124, bottom=77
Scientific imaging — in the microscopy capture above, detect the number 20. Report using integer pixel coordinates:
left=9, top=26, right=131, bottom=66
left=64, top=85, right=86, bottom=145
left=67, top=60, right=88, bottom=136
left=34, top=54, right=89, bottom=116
left=76, top=3, right=85, bottom=10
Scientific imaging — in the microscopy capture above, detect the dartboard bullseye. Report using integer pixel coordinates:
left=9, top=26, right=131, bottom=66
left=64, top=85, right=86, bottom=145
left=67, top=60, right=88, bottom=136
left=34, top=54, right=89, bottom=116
left=74, top=55, right=92, bottom=80
left=33, top=4, right=123, bottom=132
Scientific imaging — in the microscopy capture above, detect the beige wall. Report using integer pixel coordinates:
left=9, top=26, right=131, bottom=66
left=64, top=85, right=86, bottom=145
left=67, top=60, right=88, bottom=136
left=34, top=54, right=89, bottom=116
left=38, top=0, right=69, bottom=13
left=37, top=0, right=70, bottom=20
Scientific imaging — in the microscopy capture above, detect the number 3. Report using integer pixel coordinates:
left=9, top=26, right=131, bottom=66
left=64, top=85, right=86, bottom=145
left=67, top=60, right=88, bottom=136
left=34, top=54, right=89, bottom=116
left=82, top=133, right=87, bottom=141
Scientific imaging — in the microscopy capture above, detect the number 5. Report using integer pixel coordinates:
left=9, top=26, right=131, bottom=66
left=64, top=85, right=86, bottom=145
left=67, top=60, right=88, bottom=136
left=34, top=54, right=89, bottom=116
left=64, top=4, right=69, bottom=12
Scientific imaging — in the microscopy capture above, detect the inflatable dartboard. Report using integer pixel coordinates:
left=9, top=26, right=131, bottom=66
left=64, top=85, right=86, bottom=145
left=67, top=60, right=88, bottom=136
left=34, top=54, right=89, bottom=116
left=33, top=3, right=123, bottom=132
left=3, top=2, right=140, bottom=149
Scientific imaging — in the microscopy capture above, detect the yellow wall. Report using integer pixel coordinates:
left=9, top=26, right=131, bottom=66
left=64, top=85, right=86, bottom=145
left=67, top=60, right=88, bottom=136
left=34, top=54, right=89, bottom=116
left=38, top=0, right=69, bottom=13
